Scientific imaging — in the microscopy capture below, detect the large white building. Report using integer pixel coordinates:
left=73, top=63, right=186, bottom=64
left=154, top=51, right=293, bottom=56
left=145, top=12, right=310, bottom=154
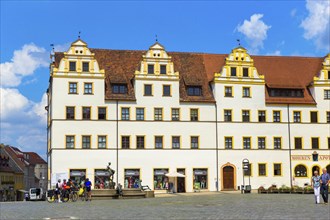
left=47, top=39, right=330, bottom=192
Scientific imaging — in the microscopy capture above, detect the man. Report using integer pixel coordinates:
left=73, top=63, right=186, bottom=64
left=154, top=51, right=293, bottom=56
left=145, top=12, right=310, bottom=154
left=320, top=168, right=330, bottom=205
left=55, top=179, right=62, bottom=203
left=84, top=178, right=92, bottom=201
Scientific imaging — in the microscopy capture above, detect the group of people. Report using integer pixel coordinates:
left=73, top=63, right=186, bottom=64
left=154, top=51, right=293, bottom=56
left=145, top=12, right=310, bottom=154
left=55, top=178, right=92, bottom=202
left=311, top=168, right=330, bottom=205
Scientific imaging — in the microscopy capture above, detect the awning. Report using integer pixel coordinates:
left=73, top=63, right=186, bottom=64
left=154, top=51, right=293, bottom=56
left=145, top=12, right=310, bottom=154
left=165, top=171, right=185, bottom=178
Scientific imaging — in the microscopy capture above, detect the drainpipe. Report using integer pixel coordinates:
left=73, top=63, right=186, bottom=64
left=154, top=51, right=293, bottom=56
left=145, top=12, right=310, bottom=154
left=116, top=100, right=119, bottom=186
left=215, top=102, right=219, bottom=191
left=287, top=104, right=293, bottom=188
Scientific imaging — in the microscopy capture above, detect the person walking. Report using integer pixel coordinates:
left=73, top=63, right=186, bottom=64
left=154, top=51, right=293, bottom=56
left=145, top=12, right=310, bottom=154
left=311, top=170, right=321, bottom=204
left=84, top=178, right=92, bottom=201
left=320, top=168, right=330, bottom=205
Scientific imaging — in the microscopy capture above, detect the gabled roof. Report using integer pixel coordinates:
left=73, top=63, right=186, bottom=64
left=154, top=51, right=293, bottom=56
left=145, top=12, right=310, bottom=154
left=25, top=152, right=47, bottom=165
left=3, top=146, right=26, bottom=172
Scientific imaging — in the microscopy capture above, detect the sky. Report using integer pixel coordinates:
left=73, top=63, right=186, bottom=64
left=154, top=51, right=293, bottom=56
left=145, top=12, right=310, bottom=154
left=1, top=0, right=329, bottom=159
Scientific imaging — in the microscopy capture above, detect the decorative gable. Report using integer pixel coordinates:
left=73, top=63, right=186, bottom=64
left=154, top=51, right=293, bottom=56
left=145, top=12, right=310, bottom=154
left=214, top=47, right=264, bottom=84
left=313, top=53, right=330, bottom=86
left=135, top=42, right=179, bottom=80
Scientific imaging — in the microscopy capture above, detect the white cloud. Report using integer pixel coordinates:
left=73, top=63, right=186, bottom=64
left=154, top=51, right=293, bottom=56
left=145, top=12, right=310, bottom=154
left=54, top=42, right=70, bottom=52
left=266, top=50, right=281, bottom=56
left=290, top=8, right=297, bottom=17
left=31, top=93, right=48, bottom=124
left=237, top=14, right=271, bottom=53
left=0, top=88, right=30, bottom=119
left=300, top=0, right=330, bottom=50
left=0, top=43, right=48, bottom=87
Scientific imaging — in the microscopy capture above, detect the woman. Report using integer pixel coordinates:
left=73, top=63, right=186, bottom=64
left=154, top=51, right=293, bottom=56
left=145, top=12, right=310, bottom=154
left=311, top=170, right=321, bottom=204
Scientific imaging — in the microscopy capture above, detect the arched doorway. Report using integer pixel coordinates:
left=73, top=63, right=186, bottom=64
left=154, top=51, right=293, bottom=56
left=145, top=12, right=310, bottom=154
left=312, top=165, right=320, bottom=175
left=326, top=165, right=330, bottom=174
left=221, top=163, right=236, bottom=190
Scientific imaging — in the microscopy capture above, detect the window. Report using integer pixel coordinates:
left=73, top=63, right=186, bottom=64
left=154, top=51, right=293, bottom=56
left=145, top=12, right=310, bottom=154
left=136, top=136, right=145, bottom=149
left=112, top=84, right=127, bottom=94
left=225, top=86, right=233, bottom=97
left=274, top=163, right=282, bottom=176
left=191, top=136, right=199, bottom=149
left=273, top=111, right=281, bottom=122
left=163, top=85, right=171, bottom=96
left=155, top=136, right=163, bottom=149
left=84, top=83, right=93, bottom=94
left=144, top=84, right=152, bottom=96
left=148, top=64, right=154, bottom=74
left=242, top=110, right=250, bottom=122
left=295, top=137, right=302, bottom=149
left=258, top=137, right=266, bottom=149
left=311, top=138, right=319, bottom=149
left=82, top=62, right=89, bottom=72
left=124, top=169, right=140, bottom=188
left=230, top=67, right=236, bottom=76
left=69, top=61, right=76, bottom=71
left=190, top=109, right=199, bottom=121
left=293, top=111, right=301, bottom=123
left=243, top=68, right=249, bottom=77
left=327, top=112, right=330, bottom=123
left=294, top=165, right=307, bottom=177
left=172, top=136, right=180, bottom=149
left=122, top=136, right=130, bottom=149
left=193, top=169, right=208, bottom=189
left=224, top=110, right=232, bottom=122
left=258, top=164, right=266, bottom=176
left=153, top=169, right=168, bottom=190
left=136, top=108, right=145, bottom=121
left=171, top=108, right=180, bottom=121
left=154, top=108, right=163, bottom=121
left=258, top=110, right=266, bottom=122
left=95, top=169, right=111, bottom=189
left=310, top=111, right=318, bottom=123
left=269, top=88, right=304, bottom=97
left=70, top=169, right=86, bottom=186
left=69, top=82, right=77, bottom=94
left=243, top=87, right=250, bottom=97
left=225, top=137, right=233, bottom=149
left=324, top=90, right=330, bottom=99
left=98, top=136, right=106, bottom=149
left=82, top=107, right=91, bottom=120
left=274, top=137, right=281, bottom=149
left=66, top=107, right=75, bottom=119
left=82, top=136, right=91, bottom=149
left=187, top=86, right=202, bottom=96
left=244, top=164, right=252, bottom=176
left=160, top=65, right=167, bottom=74
left=98, top=107, right=106, bottom=120
left=121, top=108, right=130, bottom=120
left=66, top=136, right=75, bottom=149
left=243, top=137, right=251, bottom=149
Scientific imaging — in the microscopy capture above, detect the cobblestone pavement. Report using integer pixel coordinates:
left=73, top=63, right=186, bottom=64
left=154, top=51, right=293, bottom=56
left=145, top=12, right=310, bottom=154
left=0, top=193, right=329, bottom=220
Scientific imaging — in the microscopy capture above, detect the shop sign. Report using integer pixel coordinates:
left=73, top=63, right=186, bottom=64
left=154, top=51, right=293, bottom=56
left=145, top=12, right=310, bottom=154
left=291, top=155, right=330, bottom=161
left=70, top=171, right=85, bottom=176
left=194, top=170, right=207, bottom=175
left=125, top=170, right=139, bottom=176
left=95, top=170, right=110, bottom=176
left=154, top=170, right=168, bottom=175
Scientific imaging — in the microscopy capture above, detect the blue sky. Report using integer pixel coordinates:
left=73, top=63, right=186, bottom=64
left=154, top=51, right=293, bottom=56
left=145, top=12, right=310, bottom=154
left=1, top=0, right=329, bottom=158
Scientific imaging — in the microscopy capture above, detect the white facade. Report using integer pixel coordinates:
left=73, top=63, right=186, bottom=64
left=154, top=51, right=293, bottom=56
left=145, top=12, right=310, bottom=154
left=47, top=39, right=330, bottom=192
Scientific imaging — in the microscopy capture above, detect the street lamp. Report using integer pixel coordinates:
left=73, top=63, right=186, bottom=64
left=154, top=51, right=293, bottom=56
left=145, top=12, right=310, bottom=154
left=242, top=158, right=251, bottom=194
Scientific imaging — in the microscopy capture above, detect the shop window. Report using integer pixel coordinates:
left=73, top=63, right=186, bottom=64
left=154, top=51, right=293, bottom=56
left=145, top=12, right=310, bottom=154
left=121, top=108, right=130, bottom=120
left=84, top=83, right=93, bottom=94
left=225, top=86, right=233, bottom=97
left=191, top=136, right=199, bottom=149
left=224, top=110, right=232, bottom=122
left=154, top=108, right=163, bottom=121
left=258, top=137, right=266, bottom=149
left=171, top=108, right=180, bottom=121
left=98, top=107, right=106, bottom=120
left=94, top=169, right=110, bottom=189
left=66, top=106, right=75, bottom=119
left=98, top=136, right=106, bottom=149
left=154, top=169, right=169, bottom=190
left=225, top=137, right=232, bottom=149
left=310, top=112, right=318, bottom=123
left=69, top=82, right=77, bottom=94
left=82, top=107, right=91, bottom=120
left=293, top=111, right=301, bottom=123
left=66, top=136, right=75, bottom=149
left=193, top=169, right=208, bottom=189
left=273, top=111, right=281, bottom=122
left=274, top=163, right=282, bottom=176
left=69, top=61, right=76, bottom=71
left=274, top=137, right=281, bottom=149
left=258, top=110, right=266, bottom=122
left=124, top=169, right=140, bottom=188
left=155, top=136, right=163, bottom=149
left=190, top=109, right=199, bottom=121
left=294, top=165, right=307, bottom=177
left=70, top=169, right=86, bottom=186
left=82, top=136, right=91, bottom=149
left=243, top=68, right=249, bottom=77
left=136, top=108, right=145, bottom=121
left=82, top=62, right=89, bottom=72
left=144, top=85, right=152, bottom=96
left=242, top=110, right=250, bottom=122
left=136, top=136, right=145, bottom=149
left=160, top=65, right=167, bottom=74
left=163, top=85, right=171, bottom=96
left=258, top=164, right=266, bottom=176
left=122, top=136, right=130, bottom=149
left=311, top=138, right=319, bottom=149
left=294, top=137, right=302, bottom=149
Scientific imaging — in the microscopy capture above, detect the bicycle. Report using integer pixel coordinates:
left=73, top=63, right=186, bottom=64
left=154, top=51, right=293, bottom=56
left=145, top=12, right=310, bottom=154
left=46, top=189, right=56, bottom=203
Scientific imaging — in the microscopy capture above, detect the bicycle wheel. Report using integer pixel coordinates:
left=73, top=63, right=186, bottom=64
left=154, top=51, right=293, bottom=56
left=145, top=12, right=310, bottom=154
left=47, top=195, right=55, bottom=203
left=61, top=192, right=69, bottom=203
left=71, top=192, right=78, bottom=202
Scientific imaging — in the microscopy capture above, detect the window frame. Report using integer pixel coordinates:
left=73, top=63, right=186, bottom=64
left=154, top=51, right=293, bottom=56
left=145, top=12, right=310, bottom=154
left=84, top=82, right=93, bottom=94
left=155, top=136, right=163, bottom=149
left=258, top=163, right=267, bottom=176
left=65, top=135, right=75, bottom=149
left=273, top=110, right=281, bottom=123
left=160, top=65, right=167, bottom=74
left=224, top=86, right=233, bottom=97
left=311, top=137, right=319, bottom=149
left=154, top=108, right=163, bottom=121
left=82, top=106, right=91, bottom=120
left=258, top=137, right=266, bottom=149
left=136, top=136, right=145, bottom=149
left=66, top=106, right=75, bottom=119
left=293, top=111, right=301, bottom=123
left=273, top=137, right=282, bottom=149
left=97, top=135, right=107, bottom=149
left=258, top=110, right=266, bottom=122
left=294, top=137, right=303, bottom=149
left=147, top=64, right=154, bottom=74
left=136, top=108, right=145, bottom=121
left=190, top=136, right=199, bottom=149
left=82, top=62, right=89, bottom=72
left=121, top=136, right=130, bottom=149
left=144, top=84, right=153, bottom=96
left=224, top=109, right=232, bottom=122
left=324, top=89, right=330, bottom=100
left=225, top=137, right=233, bottom=149
left=273, top=163, right=282, bottom=176
left=187, top=86, right=202, bottom=96
left=69, top=61, right=76, bottom=71
left=82, top=135, right=91, bottom=149
left=98, top=107, right=107, bottom=120
left=68, top=82, right=78, bottom=94
left=163, top=85, right=171, bottom=97
left=121, top=107, right=130, bottom=121
left=243, top=137, right=251, bottom=149
left=171, top=108, right=180, bottom=121
left=242, top=110, right=250, bottom=122
left=190, top=108, right=199, bottom=121
left=310, top=111, right=318, bottom=123
left=242, top=87, right=251, bottom=98
left=172, top=136, right=181, bottom=149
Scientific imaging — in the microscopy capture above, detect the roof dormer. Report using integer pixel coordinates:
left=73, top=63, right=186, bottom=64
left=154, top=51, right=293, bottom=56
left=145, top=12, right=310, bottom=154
left=313, top=53, right=330, bottom=85
left=214, top=46, right=264, bottom=84
left=51, top=39, right=105, bottom=78
left=135, top=42, right=179, bottom=80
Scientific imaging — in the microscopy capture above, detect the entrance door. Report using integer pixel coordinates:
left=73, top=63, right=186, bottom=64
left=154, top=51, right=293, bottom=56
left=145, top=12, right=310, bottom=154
left=177, top=169, right=186, bottom=193
left=312, top=166, right=320, bottom=175
left=223, top=166, right=234, bottom=190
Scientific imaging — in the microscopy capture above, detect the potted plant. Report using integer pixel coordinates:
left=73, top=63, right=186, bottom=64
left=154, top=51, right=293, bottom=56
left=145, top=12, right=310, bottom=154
left=279, top=185, right=291, bottom=193
left=258, top=186, right=267, bottom=194
left=304, top=185, right=314, bottom=194
left=268, top=185, right=279, bottom=193
left=292, top=185, right=304, bottom=194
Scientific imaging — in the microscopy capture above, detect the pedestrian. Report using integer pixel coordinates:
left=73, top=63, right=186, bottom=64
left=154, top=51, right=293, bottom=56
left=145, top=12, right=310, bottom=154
left=84, top=178, right=92, bottom=201
left=311, top=170, right=321, bottom=204
left=320, top=168, right=330, bottom=205
left=55, top=179, right=62, bottom=203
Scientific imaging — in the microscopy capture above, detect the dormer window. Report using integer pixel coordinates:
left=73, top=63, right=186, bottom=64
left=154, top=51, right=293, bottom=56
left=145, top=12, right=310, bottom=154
left=112, top=84, right=127, bottom=94
left=69, top=61, right=76, bottom=71
left=230, top=67, right=236, bottom=76
left=243, top=68, right=249, bottom=77
left=187, top=86, right=202, bottom=96
left=82, top=62, right=89, bottom=72
left=160, top=65, right=167, bottom=74
left=269, top=89, right=304, bottom=98
left=148, top=64, right=154, bottom=74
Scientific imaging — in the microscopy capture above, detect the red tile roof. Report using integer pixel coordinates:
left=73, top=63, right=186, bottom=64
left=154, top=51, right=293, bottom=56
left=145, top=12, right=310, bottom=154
left=26, top=152, right=47, bottom=165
